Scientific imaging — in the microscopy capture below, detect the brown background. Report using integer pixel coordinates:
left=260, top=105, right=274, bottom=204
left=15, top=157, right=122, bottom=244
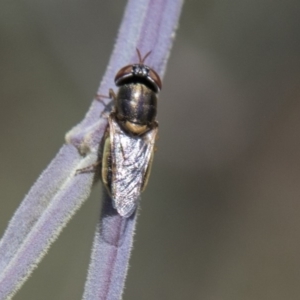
left=1, top=1, right=300, bottom=299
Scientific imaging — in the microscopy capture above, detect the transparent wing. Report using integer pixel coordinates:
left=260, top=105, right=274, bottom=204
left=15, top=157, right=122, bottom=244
left=108, top=116, right=157, bottom=217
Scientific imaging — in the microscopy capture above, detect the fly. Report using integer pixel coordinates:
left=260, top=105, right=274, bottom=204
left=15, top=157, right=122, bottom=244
left=101, top=49, right=162, bottom=217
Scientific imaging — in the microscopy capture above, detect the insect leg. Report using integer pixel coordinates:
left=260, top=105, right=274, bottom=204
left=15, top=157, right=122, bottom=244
left=75, top=160, right=101, bottom=175
left=141, top=127, right=158, bottom=191
left=75, top=127, right=110, bottom=176
left=95, top=89, right=117, bottom=116
left=95, top=89, right=117, bottom=105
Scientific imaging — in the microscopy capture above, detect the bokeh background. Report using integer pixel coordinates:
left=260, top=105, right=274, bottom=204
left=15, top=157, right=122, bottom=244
left=1, top=1, right=300, bottom=299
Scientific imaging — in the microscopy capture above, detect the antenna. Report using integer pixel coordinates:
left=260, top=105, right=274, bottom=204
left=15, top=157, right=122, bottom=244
left=136, top=48, right=152, bottom=64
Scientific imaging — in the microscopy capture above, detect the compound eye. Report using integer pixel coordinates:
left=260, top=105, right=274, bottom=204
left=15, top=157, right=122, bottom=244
left=148, top=69, right=162, bottom=91
left=115, top=65, right=133, bottom=84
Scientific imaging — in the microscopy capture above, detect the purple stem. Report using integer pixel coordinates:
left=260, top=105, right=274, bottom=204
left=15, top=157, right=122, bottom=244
left=0, top=0, right=184, bottom=299
left=83, top=190, right=137, bottom=300
left=82, top=1, right=184, bottom=299
left=0, top=148, right=98, bottom=299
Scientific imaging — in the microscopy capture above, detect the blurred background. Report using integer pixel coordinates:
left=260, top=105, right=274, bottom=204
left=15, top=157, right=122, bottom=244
left=1, top=1, right=300, bottom=299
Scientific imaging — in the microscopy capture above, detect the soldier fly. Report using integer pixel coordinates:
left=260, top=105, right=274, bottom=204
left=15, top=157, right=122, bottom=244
left=100, top=49, right=162, bottom=217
